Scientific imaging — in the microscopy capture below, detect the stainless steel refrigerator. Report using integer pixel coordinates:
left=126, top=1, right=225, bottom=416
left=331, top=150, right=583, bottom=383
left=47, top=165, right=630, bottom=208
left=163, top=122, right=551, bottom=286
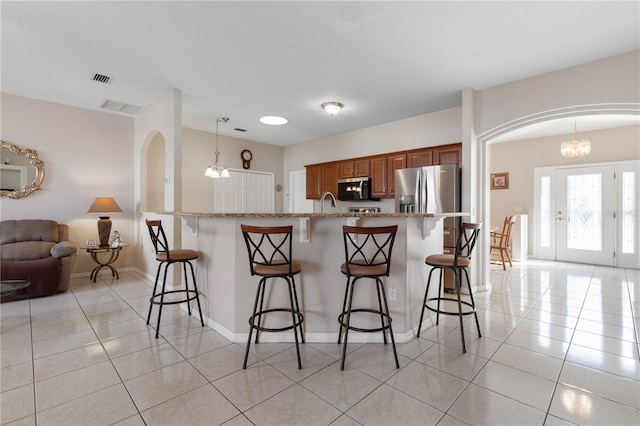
left=395, top=164, right=461, bottom=289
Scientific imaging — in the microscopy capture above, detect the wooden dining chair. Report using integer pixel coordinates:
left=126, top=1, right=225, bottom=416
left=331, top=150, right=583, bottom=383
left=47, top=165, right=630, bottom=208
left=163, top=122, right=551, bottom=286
left=490, top=215, right=517, bottom=270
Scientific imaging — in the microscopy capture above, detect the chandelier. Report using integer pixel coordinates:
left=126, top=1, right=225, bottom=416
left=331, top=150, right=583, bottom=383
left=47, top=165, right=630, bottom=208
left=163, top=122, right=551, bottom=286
left=560, top=121, right=591, bottom=158
left=205, top=117, right=230, bottom=178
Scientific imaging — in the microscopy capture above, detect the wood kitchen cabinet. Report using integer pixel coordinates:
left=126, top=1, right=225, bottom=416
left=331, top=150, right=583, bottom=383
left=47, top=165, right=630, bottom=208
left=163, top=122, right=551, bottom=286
left=407, top=149, right=433, bottom=168
left=305, top=142, right=460, bottom=199
left=339, top=158, right=370, bottom=178
left=370, top=155, right=388, bottom=197
left=305, top=164, right=322, bottom=199
left=321, top=162, right=339, bottom=195
left=387, top=153, right=407, bottom=197
left=433, top=143, right=462, bottom=165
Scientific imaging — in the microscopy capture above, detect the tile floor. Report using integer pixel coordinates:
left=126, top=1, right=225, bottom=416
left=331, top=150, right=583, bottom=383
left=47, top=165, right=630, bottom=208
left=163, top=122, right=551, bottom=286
left=1, top=261, right=639, bottom=425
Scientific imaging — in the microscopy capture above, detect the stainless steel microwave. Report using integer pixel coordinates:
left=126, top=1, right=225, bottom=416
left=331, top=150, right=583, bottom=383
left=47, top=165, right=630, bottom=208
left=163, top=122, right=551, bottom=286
left=337, top=177, right=379, bottom=201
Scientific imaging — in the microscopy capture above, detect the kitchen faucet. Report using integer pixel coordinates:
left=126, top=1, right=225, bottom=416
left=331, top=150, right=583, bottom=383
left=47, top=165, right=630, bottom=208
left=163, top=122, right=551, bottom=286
left=320, top=191, right=337, bottom=213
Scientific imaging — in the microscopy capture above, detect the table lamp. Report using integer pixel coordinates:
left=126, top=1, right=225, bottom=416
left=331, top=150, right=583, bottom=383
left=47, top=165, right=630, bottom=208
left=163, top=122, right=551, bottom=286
left=87, top=197, right=122, bottom=247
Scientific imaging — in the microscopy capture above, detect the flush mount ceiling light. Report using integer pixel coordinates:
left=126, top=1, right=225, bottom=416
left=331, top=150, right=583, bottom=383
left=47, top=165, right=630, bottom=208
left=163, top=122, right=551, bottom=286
left=205, top=117, right=230, bottom=178
left=259, top=116, right=288, bottom=125
left=322, top=102, right=343, bottom=116
left=560, top=121, right=592, bottom=158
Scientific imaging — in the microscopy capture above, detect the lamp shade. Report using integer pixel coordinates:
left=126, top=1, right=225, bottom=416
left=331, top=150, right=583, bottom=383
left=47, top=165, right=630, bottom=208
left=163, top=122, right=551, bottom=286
left=87, top=197, right=122, bottom=247
left=87, top=197, right=123, bottom=215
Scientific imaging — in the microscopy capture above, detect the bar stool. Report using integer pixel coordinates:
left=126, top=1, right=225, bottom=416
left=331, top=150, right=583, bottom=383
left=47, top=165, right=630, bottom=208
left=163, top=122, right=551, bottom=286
left=145, top=219, right=204, bottom=338
left=338, top=225, right=399, bottom=371
left=240, top=224, right=304, bottom=369
left=417, top=222, right=482, bottom=353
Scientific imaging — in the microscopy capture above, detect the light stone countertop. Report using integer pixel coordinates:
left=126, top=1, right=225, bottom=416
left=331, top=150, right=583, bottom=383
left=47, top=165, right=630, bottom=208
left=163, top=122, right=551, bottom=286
left=159, top=211, right=469, bottom=219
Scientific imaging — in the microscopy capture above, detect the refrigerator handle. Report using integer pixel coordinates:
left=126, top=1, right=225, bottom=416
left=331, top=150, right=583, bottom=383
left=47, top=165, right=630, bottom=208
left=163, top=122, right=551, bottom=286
left=415, top=170, right=422, bottom=213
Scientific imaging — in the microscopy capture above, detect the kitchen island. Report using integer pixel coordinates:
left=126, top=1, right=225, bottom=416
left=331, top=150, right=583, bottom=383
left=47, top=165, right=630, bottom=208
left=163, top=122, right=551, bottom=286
left=159, top=211, right=468, bottom=343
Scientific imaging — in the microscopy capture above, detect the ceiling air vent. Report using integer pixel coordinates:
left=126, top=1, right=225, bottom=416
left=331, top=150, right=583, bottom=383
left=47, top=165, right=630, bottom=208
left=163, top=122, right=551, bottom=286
left=93, top=73, right=110, bottom=84
left=234, top=128, right=247, bottom=132
left=101, top=100, right=142, bottom=115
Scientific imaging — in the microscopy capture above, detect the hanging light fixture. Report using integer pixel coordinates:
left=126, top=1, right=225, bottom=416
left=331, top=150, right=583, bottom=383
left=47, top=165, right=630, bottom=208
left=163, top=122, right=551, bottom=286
left=321, top=102, right=343, bottom=116
left=561, top=121, right=591, bottom=158
left=205, top=117, right=231, bottom=178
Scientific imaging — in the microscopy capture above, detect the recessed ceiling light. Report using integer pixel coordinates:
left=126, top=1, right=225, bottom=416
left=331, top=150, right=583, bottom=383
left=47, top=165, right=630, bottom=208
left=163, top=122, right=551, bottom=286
left=260, top=116, right=288, bottom=125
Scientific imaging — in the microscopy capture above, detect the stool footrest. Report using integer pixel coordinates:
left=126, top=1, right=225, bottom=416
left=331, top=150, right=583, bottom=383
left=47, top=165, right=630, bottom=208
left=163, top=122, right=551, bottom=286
left=150, top=289, right=200, bottom=305
left=338, top=308, right=393, bottom=333
left=424, top=297, right=476, bottom=316
left=249, top=308, right=304, bottom=333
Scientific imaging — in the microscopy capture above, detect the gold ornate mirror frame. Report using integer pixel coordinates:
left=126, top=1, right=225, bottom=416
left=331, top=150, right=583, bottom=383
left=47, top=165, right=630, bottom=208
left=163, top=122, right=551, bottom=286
left=0, top=140, right=45, bottom=199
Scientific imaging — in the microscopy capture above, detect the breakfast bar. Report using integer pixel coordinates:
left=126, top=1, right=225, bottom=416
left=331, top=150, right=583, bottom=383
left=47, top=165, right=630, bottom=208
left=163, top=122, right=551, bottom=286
left=162, top=211, right=468, bottom=344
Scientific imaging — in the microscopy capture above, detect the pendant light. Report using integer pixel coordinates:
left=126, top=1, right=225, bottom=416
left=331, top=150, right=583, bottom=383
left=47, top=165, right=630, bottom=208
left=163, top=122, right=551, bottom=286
left=560, top=121, right=591, bottom=158
left=205, top=117, right=230, bottom=178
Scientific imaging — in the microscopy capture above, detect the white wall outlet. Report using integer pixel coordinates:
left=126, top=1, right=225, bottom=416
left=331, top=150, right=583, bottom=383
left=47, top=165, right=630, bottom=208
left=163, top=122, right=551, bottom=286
left=388, top=287, right=397, bottom=301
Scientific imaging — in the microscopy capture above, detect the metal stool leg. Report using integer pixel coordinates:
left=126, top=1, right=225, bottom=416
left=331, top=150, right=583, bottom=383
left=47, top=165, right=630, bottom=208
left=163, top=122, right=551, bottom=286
left=155, top=264, right=170, bottom=339
left=147, top=263, right=163, bottom=325
left=340, top=277, right=357, bottom=371
left=454, top=269, right=467, bottom=353
left=337, top=276, right=351, bottom=344
left=290, top=276, right=305, bottom=344
left=182, top=262, right=192, bottom=316
left=243, top=277, right=264, bottom=369
left=464, top=268, right=481, bottom=337
left=255, top=277, right=267, bottom=344
left=417, top=267, right=437, bottom=337
left=378, top=278, right=399, bottom=368
left=187, top=260, right=205, bottom=327
left=375, top=279, right=388, bottom=344
left=286, top=277, right=302, bottom=369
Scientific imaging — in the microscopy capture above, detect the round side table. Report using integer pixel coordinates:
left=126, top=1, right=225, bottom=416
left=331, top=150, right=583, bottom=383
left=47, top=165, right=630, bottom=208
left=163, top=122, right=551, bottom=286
left=81, top=245, right=128, bottom=282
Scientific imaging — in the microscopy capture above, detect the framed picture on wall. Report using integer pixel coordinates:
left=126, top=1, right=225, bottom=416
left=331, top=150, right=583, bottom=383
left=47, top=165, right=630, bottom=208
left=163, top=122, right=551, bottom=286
left=491, top=172, right=509, bottom=190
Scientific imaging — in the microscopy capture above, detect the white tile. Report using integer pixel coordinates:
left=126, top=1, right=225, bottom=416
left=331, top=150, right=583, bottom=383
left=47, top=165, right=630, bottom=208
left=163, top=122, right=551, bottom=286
left=300, top=361, right=383, bottom=413
left=36, top=383, right=137, bottom=426
left=213, top=362, right=295, bottom=412
left=123, top=360, right=208, bottom=411
left=0, top=384, right=34, bottom=424
left=141, top=384, right=240, bottom=426
left=448, top=383, right=546, bottom=425
left=559, top=362, right=640, bottom=409
left=491, top=343, right=563, bottom=381
left=245, top=384, right=341, bottom=425
left=111, top=343, right=184, bottom=381
left=1, top=360, right=33, bottom=392
left=347, top=384, right=445, bottom=426
left=416, top=343, right=488, bottom=381
left=472, top=360, right=556, bottom=411
left=565, top=343, right=640, bottom=380
left=549, top=384, right=640, bottom=425
left=385, top=360, right=468, bottom=412
left=34, top=343, right=108, bottom=381
left=35, top=360, right=121, bottom=411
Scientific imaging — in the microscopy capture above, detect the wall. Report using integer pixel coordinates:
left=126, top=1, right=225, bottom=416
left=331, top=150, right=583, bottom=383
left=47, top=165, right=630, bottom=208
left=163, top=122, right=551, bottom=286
left=0, top=93, right=135, bottom=274
left=182, top=127, right=285, bottom=212
left=489, top=124, right=640, bottom=255
left=476, top=51, right=639, bottom=137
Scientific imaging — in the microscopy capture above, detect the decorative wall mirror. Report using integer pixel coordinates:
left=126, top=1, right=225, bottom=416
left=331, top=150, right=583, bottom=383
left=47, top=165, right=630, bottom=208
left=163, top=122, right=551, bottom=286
left=0, top=141, right=45, bottom=199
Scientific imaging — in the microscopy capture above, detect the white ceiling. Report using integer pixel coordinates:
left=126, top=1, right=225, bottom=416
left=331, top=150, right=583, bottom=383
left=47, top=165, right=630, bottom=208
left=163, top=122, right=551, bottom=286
left=2, top=1, right=638, bottom=146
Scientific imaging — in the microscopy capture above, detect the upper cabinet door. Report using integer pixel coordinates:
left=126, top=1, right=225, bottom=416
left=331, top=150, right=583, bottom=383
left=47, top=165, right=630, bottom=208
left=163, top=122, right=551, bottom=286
left=387, top=153, right=407, bottom=198
left=433, top=143, right=462, bottom=165
left=340, top=159, right=370, bottom=178
left=407, top=149, right=433, bottom=168
left=305, top=165, right=322, bottom=199
left=321, top=162, right=339, bottom=195
left=370, top=156, right=388, bottom=197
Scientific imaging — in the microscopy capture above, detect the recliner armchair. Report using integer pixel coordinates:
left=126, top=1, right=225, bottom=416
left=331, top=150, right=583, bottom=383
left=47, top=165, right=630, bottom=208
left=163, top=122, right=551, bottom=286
left=0, top=219, right=77, bottom=301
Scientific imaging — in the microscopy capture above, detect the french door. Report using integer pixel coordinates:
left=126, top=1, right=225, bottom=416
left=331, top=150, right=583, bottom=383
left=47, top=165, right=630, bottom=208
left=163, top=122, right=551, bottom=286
left=555, top=166, right=615, bottom=264
left=534, top=161, right=639, bottom=268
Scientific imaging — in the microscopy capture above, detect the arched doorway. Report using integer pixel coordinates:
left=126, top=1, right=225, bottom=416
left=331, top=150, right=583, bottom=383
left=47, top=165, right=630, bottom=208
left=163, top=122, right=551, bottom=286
left=477, top=105, right=640, bottom=284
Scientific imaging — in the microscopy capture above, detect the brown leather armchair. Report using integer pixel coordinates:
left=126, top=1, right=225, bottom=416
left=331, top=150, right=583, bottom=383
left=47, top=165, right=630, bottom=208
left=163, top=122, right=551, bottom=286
left=0, top=219, right=77, bottom=301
